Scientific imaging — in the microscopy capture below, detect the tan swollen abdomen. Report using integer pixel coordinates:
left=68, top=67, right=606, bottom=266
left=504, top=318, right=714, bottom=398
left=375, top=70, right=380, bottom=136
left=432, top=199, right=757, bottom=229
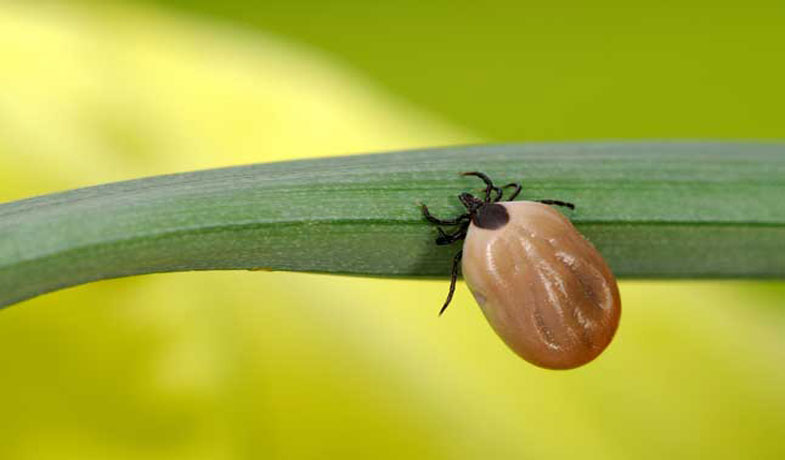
left=461, top=201, right=621, bottom=369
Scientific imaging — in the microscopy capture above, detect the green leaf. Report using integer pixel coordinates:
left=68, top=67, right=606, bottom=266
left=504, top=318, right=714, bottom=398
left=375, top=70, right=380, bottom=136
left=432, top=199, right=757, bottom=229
left=1, top=142, right=784, bottom=308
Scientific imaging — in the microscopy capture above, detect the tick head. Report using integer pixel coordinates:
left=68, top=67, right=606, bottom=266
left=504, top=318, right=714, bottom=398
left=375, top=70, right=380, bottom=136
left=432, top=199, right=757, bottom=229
left=458, top=192, right=483, bottom=211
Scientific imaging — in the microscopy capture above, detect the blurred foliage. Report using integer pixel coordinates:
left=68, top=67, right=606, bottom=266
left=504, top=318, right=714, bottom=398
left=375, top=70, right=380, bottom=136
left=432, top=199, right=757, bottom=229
left=147, top=0, right=785, bottom=140
left=0, top=1, right=783, bottom=459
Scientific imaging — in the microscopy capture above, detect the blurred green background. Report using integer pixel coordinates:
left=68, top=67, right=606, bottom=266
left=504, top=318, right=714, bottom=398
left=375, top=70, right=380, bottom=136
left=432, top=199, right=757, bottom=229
left=1, top=1, right=784, bottom=459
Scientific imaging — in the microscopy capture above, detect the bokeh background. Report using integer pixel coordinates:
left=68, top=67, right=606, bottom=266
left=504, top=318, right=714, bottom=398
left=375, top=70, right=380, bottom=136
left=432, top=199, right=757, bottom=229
left=1, top=1, right=784, bottom=458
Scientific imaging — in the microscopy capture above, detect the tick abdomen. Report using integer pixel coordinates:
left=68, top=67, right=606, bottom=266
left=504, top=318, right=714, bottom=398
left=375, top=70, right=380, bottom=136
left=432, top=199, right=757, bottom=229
left=461, top=201, right=621, bottom=369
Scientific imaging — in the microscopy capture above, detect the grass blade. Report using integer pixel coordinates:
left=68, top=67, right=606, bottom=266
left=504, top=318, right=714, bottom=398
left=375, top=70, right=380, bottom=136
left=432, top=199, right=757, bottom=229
left=1, top=142, right=784, bottom=308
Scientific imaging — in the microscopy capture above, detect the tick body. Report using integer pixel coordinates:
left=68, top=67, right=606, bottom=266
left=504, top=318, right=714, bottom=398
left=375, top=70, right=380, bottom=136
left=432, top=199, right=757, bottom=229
left=422, top=172, right=621, bottom=370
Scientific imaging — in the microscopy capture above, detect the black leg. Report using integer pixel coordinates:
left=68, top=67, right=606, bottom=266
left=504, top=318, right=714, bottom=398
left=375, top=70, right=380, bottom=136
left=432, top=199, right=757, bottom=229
left=491, top=186, right=503, bottom=202
left=435, top=225, right=468, bottom=246
left=537, top=199, right=576, bottom=210
left=503, top=183, right=522, bottom=201
left=461, top=171, right=496, bottom=202
left=439, top=250, right=463, bottom=316
left=421, top=204, right=470, bottom=225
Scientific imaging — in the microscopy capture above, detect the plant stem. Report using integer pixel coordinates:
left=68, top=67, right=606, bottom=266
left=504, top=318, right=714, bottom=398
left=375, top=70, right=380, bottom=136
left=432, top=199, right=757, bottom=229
left=1, top=142, right=784, bottom=308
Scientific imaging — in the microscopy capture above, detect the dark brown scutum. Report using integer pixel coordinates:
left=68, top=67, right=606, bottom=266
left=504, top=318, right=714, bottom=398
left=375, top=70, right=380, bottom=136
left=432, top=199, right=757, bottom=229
left=472, top=203, right=509, bottom=230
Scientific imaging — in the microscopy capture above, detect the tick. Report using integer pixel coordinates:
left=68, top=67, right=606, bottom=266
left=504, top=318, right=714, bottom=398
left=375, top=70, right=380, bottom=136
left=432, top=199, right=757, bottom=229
left=422, top=172, right=621, bottom=369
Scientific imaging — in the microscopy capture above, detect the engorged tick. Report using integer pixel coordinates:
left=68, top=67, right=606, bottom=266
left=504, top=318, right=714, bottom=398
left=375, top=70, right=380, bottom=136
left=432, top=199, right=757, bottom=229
left=421, top=172, right=621, bottom=369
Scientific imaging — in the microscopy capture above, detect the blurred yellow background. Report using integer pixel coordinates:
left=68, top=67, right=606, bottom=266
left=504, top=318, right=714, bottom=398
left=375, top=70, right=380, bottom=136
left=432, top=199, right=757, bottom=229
left=1, top=1, right=784, bottom=459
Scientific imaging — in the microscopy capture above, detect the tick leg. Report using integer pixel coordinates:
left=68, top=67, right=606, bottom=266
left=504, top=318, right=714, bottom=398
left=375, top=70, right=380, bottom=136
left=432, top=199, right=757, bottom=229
left=461, top=171, right=497, bottom=202
left=421, top=203, right=470, bottom=225
left=439, top=249, right=463, bottom=316
left=491, top=186, right=503, bottom=202
left=435, top=225, right=468, bottom=246
left=502, top=183, right=522, bottom=201
left=537, top=199, right=576, bottom=210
